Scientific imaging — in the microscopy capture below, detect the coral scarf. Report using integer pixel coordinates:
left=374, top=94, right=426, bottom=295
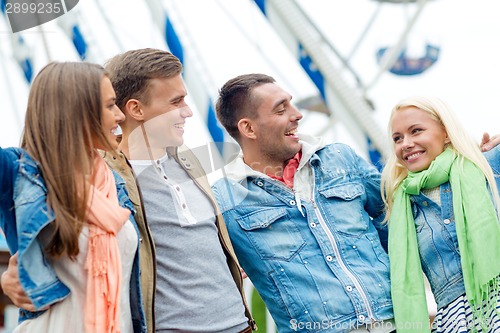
left=389, top=148, right=500, bottom=332
left=84, top=156, right=130, bottom=333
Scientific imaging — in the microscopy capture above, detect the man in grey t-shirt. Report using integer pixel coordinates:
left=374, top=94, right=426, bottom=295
left=0, top=49, right=256, bottom=333
left=105, top=49, right=255, bottom=332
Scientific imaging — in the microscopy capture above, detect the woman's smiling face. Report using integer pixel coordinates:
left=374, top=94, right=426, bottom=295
left=391, top=106, right=450, bottom=172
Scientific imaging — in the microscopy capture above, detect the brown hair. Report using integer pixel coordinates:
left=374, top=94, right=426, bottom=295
left=21, top=61, right=116, bottom=258
left=215, top=73, right=275, bottom=140
left=104, top=48, right=183, bottom=109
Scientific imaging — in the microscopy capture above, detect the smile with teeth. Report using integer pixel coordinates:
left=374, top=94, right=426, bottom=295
left=406, top=152, right=422, bottom=160
left=174, top=124, right=184, bottom=129
left=285, top=129, right=297, bottom=136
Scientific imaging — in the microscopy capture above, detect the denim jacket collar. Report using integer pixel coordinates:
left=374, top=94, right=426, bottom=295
left=223, top=134, right=326, bottom=182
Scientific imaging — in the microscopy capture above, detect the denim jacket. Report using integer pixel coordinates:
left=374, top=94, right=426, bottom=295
left=0, top=147, right=146, bottom=333
left=410, top=145, right=500, bottom=310
left=212, top=135, right=393, bottom=332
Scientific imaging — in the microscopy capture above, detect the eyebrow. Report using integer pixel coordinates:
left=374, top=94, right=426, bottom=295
left=170, top=93, right=186, bottom=103
left=271, top=95, right=291, bottom=110
left=392, top=123, right=422, bottom=136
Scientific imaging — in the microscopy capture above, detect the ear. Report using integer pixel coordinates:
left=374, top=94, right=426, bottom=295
left=237, top=118, right=256, bottom=140
left=124, top=99, right=144, bottom=121
left=444, top=131, right=451, bottom=145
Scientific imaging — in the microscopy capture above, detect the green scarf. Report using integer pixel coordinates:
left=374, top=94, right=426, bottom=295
left=389, top=148, right=500, bottom=333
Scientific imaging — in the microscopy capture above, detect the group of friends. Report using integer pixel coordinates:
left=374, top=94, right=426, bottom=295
left=0, top=48, right=499, bottom=333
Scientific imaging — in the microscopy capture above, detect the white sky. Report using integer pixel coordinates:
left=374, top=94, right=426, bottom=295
left=1, top=0, right=499, bottom=150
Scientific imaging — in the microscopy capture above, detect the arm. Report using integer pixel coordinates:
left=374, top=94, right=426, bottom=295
left=1, top=253, right=37, bottom=311
left=0, top=147, right=15, bottom=196
left=5, top=149, right=71, bottom=311
left=0, top=147, right=19, bottom=254
left=483, top=145, right=500, bottom=191
left=0, top=149, right=36, bottom=309
left=355, top=152, right=385, bottom=219
left=353, top=151, right=388, bottom=250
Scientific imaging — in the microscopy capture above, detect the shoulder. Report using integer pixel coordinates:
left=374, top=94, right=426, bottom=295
left=211, top=177, right=234, bottom=203
left=317, top=142, right=357, bottom=155
left=1, top=147, right=23, bottom=159
left=175, top=145, right=208, bottom=177
left=316, top=143, right=362, bottom=164
left=484, top=145, right=500, bottom=174
left=0, top=147, right=21, bottom=175
left=212, top=177, right=225, bottom=192
left=175, top=145, right=201, bottom=164
left=1, top=147, right=37, bottom=167
left=101, top=151, right=131, bottom=176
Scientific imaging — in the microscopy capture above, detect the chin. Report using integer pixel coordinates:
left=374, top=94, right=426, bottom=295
left=173, top=138, right=184, bottom=147
left=108, top=138, right=120, bottom=150
left=408, top=165, right=427, bottom=173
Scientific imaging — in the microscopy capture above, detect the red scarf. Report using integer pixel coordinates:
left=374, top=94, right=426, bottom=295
left=268, top=151, right=302, bottom=188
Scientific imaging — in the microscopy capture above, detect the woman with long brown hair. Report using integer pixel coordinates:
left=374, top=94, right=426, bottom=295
left=0, top=62, right=146, bottom=333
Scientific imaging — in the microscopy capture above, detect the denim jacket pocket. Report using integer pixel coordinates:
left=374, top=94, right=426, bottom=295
left=319, top=183, right=368, bottom=236
left=236, top=207, right=306, bottom=261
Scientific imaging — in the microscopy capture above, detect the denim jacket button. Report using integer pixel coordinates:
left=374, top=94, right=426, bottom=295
left=289, top=200, right=296, bottom=205
left=443, top=219, right=451, bottom=224
left=310, top=222, right=316, bottom=228
left=358, top=314, right=365, bottom=322
left=257, top=181, right=264, bottom=187
left=326, top=255, right=333, bottom=262
left=346, top=285, right=353, bottom=292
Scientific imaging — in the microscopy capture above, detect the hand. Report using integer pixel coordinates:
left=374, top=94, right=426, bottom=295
left=480, top=132, right=500, bottom=152
left=1, top=253, right=36, bottom=311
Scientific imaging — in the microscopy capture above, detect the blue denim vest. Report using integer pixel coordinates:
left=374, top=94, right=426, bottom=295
left=411, top=145, right=500, bottom=310
left=0, top=147, right=146, bottom=333
left=212, top=143, right=393, bottom=333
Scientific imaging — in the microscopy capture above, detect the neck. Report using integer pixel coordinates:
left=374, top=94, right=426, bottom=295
left=119, top=131, right=168, bottom=161
left=242, top=154, right=286, bottom=177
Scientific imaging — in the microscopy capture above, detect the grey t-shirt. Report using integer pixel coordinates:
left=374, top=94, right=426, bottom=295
left=131, top=153, right=248, bottom=333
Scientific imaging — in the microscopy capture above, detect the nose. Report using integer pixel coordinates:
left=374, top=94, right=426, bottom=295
left=181, top=105, right=193, bottom=118
left=114, top=105, right=126, bottom=123
left=290, top=105, right=303, bottom=122
left=401, top=136, right=414, bottom=150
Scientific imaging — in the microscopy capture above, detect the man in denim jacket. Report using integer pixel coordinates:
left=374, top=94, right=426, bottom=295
left=212, top=73, right=395, bottom=333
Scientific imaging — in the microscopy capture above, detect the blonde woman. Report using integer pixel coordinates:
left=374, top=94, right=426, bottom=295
left=381, top=96, right=500, bottom=333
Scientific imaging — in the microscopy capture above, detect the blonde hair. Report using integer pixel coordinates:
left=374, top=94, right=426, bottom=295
left=380, top=96, right=500, bottom=221
left=22, top=62, right=118, bottom=258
